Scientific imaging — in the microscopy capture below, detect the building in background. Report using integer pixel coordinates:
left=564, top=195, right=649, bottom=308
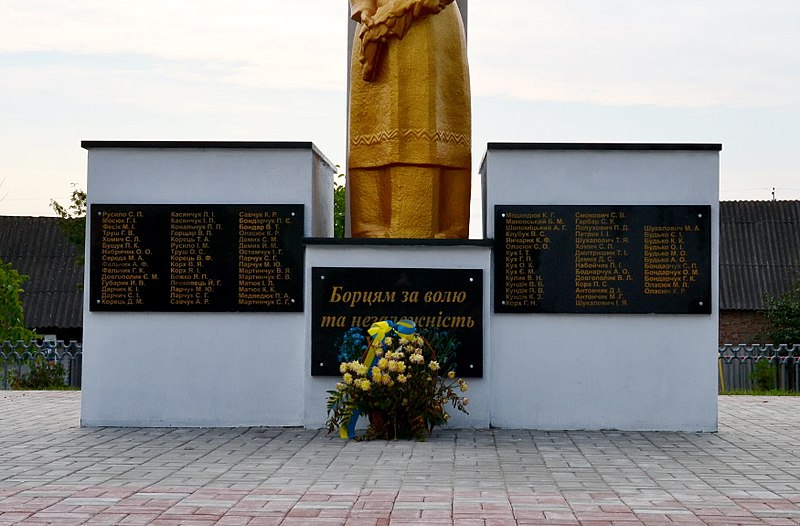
left=0, top=216, right=83, bottom=342
left=719, top=201, right=800, bottom=344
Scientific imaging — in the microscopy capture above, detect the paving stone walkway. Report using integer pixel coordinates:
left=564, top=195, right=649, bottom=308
left=1, top=392, right=799, bottom=525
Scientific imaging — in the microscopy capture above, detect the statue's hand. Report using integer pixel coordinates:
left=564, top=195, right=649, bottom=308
left=360, top=9, right=376, bottom=27
left=350, top=0, right=377, bottom=23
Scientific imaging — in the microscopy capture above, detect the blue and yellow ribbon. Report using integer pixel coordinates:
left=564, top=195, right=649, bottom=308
left=340, top=319, right=417, bottom=439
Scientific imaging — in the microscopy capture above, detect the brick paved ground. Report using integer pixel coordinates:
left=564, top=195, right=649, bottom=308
left=1, top=392, right=799, bottom=525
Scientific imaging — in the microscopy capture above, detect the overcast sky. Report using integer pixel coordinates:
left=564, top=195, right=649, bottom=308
left=1, top=0, right=798, bottom=218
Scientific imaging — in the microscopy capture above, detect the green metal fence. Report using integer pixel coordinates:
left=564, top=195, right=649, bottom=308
left=1, top=341, right=82, bottom=390
left=719, top=344, right=800, bottom=392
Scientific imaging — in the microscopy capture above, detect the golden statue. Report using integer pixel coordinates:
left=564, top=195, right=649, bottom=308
left=348, top=0, right=471, bottom=238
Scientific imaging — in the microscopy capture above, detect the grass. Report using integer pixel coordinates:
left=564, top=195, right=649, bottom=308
left=719, top=389, right=800, bottom=396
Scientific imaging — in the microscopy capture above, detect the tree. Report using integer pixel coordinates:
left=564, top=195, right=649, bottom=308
left=334, top=171, right=346, bottom=238
left=762, top=279, right=800, bottom=344
left=0, top=258, right=39, bottom=343
left=51, top=187, right=86, bottom=265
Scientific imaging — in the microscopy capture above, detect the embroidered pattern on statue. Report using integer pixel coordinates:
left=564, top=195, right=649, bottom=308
left=350, top=129, right=470, bottom=147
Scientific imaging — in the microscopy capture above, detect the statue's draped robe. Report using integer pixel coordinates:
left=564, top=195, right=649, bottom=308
left=349, top=0, right=470, bottom=171
left=348, top=0, right=471, bottom=238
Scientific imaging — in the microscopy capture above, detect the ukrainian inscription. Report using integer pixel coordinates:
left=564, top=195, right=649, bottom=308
left=311, top=267, right=483, bottom=377
left=90, top=204, right=303, bottom=312
left=495, top=205, right=711, bottom=314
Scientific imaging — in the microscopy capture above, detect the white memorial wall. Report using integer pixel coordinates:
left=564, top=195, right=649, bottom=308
left=483, top=143, right=720, bottom=431
left=81, top=142, right=334, bottom=427
left=81, top=141, right=720, bottom=431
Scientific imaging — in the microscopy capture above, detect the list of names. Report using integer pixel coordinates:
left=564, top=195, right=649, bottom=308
left=573, top=210, right=632, bottom=309
left=237, top=211, right=296, bottom=308
left=643, top=225, right=703, bottom=297
left=97, top=210, right=158, bottom=308
left=495, top=205, right=711, bottom=314
left=499, top=211, right=564, bottom=309
left=169, top=211, right=223, bottom=307
left=91, top=204, right=303, bottom=312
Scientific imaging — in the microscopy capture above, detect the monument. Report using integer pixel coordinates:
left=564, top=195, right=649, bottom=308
left=79, top=3, right=721, bottom=432
left=347, top=0, right=471, bottom=238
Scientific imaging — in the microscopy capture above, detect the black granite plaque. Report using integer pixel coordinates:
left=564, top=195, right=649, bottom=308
left=90, top=204, right=303, bottom=312
left=311, top=267, right=483, bottom=377
left=495, top=205, right=712, bottom=314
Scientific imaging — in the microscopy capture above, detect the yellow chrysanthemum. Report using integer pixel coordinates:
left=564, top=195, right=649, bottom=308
left=459, top=381, right=469, bottom=392
left=397, top=374, right=407, bottom=384
left=339, top=363, right=349, bottom=374
left=336, top=382, right=347, bottom=391
left=396, top=362, right=406, bottom=373
left=343, top=373, right=353, bottom=385
left=372, top=369, right=382, bottom=383
left=447, top=371, right=456, bottom=379
left=378, top=358, right=389, bottom=370
left=359, top=379, right=371, bottom=391
left=428, top=361, right=440, bottom=371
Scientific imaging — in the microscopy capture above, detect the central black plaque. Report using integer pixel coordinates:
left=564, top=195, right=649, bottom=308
left=311, top=267, right=483, bottom=377
left=90, top=204, right=304, bottom=312
left=495, top=205, right=712, bottom=314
